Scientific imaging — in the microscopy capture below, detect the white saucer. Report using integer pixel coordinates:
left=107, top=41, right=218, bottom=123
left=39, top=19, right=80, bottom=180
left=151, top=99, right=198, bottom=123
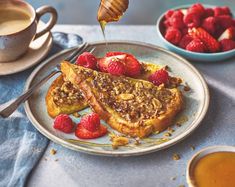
left=0, top=21, right=53, bottom=76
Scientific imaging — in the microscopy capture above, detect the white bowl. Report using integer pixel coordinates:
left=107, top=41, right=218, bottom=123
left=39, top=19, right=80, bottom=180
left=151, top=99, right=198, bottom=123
left=186, top=145, right=235, bottom=187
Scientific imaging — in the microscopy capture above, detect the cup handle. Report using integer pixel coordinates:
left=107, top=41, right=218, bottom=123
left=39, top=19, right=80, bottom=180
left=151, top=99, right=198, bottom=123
left=34, top=5, right=58, bottom=40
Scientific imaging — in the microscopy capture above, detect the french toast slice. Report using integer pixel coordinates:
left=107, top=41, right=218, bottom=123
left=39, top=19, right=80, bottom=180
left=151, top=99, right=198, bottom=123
left=46, top=61, right=160, bottom=118
left=61, top=62, right=184, bottom=138
left=45, top=75, right=87, bottom=118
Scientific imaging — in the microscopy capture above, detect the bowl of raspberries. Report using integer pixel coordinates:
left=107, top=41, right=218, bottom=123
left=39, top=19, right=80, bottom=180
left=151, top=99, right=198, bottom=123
left=156, top=3, right=235, bottom=62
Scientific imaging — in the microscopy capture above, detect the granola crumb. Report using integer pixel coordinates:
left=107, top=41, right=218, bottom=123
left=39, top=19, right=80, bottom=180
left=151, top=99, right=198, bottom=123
left=109, top=132, right=129, bottom=149
left=164, top=132, right=172, bottom=137
left=44, top=158, right=47, bottom=161
left=55, top=159, right=59, bottom=162
left=171, top=176, right=176, bottom=180
left=190, top=146, right=195, bottom=151
left=134, top=137, right=141, bottom=145
left=172, top=153, right=181, bottom=160
left=50, top=149, right=57, bottom=155
left=72, top=112, right=81, bottom=118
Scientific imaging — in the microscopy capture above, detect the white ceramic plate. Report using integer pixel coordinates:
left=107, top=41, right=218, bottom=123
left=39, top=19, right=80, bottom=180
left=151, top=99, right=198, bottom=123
left=0, top=21, right=52, bottom=76
left=24, top=41, right=209, bottom=156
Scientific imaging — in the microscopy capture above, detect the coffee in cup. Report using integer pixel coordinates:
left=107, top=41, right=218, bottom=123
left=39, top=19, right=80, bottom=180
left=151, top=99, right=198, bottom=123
left=0, top=0, right=58, bottom=62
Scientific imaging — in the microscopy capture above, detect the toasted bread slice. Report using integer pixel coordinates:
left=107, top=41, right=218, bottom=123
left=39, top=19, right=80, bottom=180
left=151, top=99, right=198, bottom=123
left=46, top=61, right=160, bottom=118
left=61, top=62, right=184, bottom=138
left=45, top=75, right=87, bottom=118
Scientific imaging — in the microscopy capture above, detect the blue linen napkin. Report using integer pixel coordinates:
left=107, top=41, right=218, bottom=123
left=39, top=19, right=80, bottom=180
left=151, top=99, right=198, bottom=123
left=0, top=32, right=83, bottom=187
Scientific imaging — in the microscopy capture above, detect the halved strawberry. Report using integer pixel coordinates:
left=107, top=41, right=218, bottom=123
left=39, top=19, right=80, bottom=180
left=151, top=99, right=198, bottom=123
left=218, top=27, right=235, bottom=41
left=97, top=54, right=126, bottom=72
left=124, top=55, right=142, bottom=77
left=188, top=27, right=220, bottom=52
left=75, top=123, right=107, bottom=139
left=106, top=51, right=126, bottom=57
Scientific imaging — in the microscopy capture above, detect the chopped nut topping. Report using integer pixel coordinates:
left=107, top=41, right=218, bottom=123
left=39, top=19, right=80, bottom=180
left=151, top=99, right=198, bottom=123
left=172, top=153, right=180, bottom=160
left=109, top=133, right=129, bottom=149
left=51, top=80, right=83, bottom=106
left=50, top=149, right=57, bottom=155
left=170, top=177, right=176, bottom=181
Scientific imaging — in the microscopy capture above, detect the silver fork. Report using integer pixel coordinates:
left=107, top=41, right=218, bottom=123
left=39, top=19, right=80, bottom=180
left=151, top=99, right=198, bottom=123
left=0, top=42, right=95, bottom=118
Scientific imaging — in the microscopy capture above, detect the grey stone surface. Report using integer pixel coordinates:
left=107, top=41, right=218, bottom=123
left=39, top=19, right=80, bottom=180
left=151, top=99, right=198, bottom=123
left=27, top=25, right=235, bottom=187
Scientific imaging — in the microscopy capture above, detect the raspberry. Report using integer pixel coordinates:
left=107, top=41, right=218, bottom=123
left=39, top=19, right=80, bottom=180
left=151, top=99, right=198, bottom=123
left=148, top=69, right=169, bottom=86
left=165, top=27, right=182, bottom=45
left=169, top=10, right=185, bottom=29
left=80, top=113, right=100, bottom=132
left=203, top=8, right=214, bottom=18
left=165, top=10, right=174, bottom=19
left=184, top=11, right=201, bottom=28
left=107, top=60, right=125, bottom=76
left=76, top=52, right=97, bottom=69
left=216, top=15, right=234, bottom=29
left=218, top=27, right=235, bottom=41
left=54, top=114, right=74, bottom=133
left=201, top=17, right=217, bottom=35
left=163, top=19, right=171, bottom=28
left=186, top=39, right=206, bottom=53
left=214, top=6, right=232, bottom=16
left=188, top=3, right=205, bottom=16
left=220, top=39, right=235, bottom=52
left=179, top=34, right=193, bottom=49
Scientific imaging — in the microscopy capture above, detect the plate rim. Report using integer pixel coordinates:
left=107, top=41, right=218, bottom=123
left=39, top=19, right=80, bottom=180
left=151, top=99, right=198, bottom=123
left=24, top=40, right=210, bottom=156
left=0, top=21, right=53, bottom=76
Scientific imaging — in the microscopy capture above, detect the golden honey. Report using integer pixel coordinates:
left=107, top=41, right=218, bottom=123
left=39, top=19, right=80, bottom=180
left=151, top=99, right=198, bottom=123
left=97, top=0, right=129, bottom=40
left=193, top=152, right=235, bottom=187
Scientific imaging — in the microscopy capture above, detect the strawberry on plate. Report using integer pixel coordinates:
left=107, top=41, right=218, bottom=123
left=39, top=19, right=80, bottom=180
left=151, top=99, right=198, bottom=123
left=148, top=69, right=169, bottom=86
left=98, top=52, right=142, bottom=77
left=75, top=113, right=107, bottom=139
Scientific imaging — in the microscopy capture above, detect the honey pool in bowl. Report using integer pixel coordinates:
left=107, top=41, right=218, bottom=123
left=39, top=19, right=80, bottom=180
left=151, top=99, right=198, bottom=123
left=187, top=146, right=235, bottom=187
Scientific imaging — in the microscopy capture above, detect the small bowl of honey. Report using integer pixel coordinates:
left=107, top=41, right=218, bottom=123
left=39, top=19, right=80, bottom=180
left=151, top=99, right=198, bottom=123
left=187, top=146, right=235, bottom=187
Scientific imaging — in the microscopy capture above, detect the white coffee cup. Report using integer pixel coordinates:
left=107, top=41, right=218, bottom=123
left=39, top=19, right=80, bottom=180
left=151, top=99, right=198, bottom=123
left=0, top=0, right=58, bottom=62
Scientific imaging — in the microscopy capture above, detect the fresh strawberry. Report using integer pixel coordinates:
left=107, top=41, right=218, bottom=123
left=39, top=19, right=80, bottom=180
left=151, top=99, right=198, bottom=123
left=169, top=10, right=185, bottom=29
left=107, top=60, right=125, bottom=76
left=76, top=52, right=97, bottom=69
left=165, top=27, right=182, bottom=45
left=183, top=11, right=201, bottom=28
left=54, top=114, right=74, bottom=133
left=214, top=6, right=232, bottom=16
left=105, top=52, right=141, bottom=77
left=186, top=39, right=206, bottom=53
left=188, top=27, right=220, bottom=52
left=106, top=51, right=126, bottom=57
left=201, top=17, right=217, bottom=35
left=75, top=123, right=107, bottom=139
left=179, top=34, right=193, bottom=49
left=216, top=15, right=234, bottom=29
left=148, top=69, right=169, bottom=86
left=98, top=54, right=126, bottom=72
left=220, top=39, right=235, bottom=52
left=218, top=27, right=235, bottom=41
